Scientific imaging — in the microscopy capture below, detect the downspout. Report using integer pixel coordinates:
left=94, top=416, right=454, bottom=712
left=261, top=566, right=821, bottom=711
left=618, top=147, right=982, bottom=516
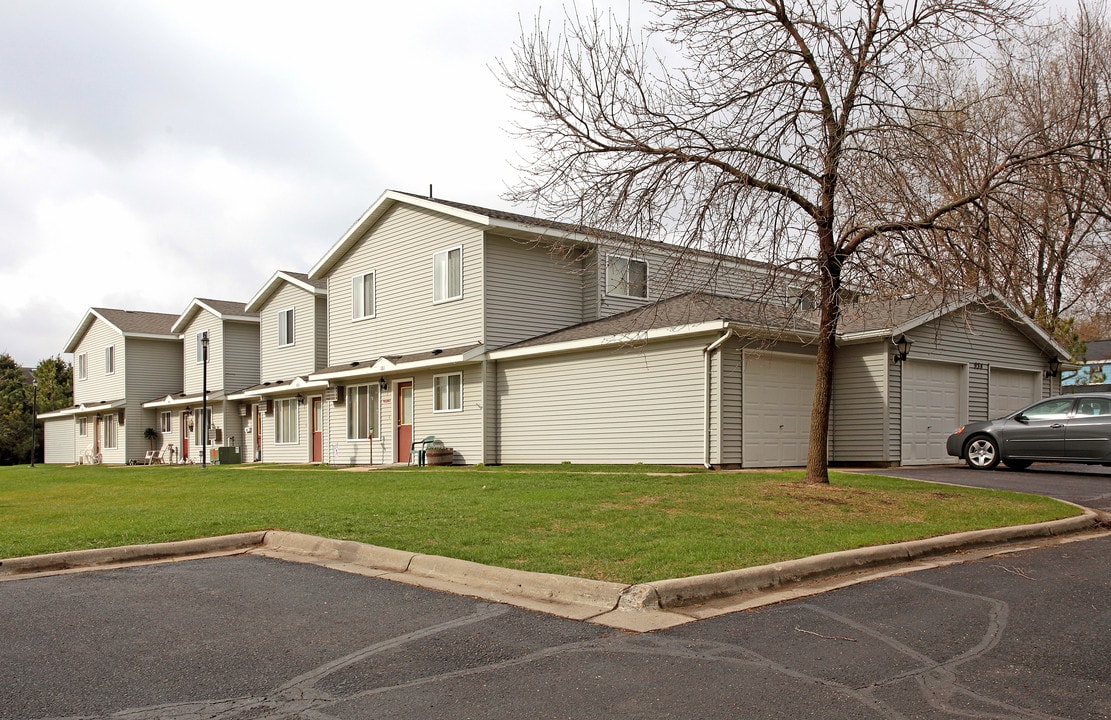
left=703, top=328, right=735, bottom=469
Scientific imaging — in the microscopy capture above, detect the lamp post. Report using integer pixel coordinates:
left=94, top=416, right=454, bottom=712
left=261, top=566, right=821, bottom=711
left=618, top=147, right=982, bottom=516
left=201, top=331, right=209, bottom=469
left=29, top=376, right=38, bottom=467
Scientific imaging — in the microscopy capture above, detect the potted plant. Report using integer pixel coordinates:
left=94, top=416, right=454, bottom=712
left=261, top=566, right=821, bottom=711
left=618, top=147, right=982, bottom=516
left=143, top=427, right=160, bottom=451
left=425, top=444, right=454, bottom=466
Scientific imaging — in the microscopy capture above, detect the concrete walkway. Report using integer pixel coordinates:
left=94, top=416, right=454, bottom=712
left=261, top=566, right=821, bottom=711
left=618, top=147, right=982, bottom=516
left=2, top=507, right=1105, bottom=632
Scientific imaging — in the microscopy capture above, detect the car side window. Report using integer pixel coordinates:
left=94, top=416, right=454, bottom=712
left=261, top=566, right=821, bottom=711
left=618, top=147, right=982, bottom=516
left=1074, top=398, right=1111, bottom=417
left=1021, top=398, right=1075, bottom=420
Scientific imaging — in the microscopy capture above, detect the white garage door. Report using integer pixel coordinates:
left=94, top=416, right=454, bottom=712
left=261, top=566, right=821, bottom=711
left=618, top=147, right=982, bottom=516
left=743, top=353, right=816, bottom=467
left=989, top=367, right=1039, bottom=418
left=901, top=360, right=963, bottom=465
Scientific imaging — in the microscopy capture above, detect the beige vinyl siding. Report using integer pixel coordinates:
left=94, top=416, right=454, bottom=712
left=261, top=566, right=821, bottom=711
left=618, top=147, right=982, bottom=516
left=327, top=382, right=390, bottom=467
left=314, top=297, right=328, bottom=371
left=124, top=338, right=183, bottom=403
left=581, top=251, right=600, bottom=322
left=495, top=336, right=707, bottom=464
left=720, top=340, right=743, bottom=466
left=260, top=282, right=321, bottom=382
left=43, top=417, right=75, bottom=464
left=72, top=319, right=125, bottom=405
left=327, top=204, right=485, bottom=365
left=707, top=347, right=722, bottom=465
left=483, top=234, right=585, bottom=349
left=182, top=313, right=223, bottom=394
left=223, top=321, right=260, bottom=393
left=830, top=341, right=889, bottom=464
left=411, top=366, right=483, bottom=464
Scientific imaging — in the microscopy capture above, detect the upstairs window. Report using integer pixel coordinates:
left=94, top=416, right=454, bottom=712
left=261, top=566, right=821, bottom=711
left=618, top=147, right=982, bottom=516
left=606, top=255, right=648, bottom=299
left=433, top=247, right=462, bottom=303
left=104, top=346, right=115, bottom=375
left=278, top=308, right=295, bottom=346
left=352, top=271, right=376, bottom=320
left=77, top=353, right=88, bottom=380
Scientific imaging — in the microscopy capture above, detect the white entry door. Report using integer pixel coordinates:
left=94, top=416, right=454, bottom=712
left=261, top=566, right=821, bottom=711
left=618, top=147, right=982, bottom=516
left=901, top=360, right=963, bottom=465
left=743, top=352, right=816, bottom=467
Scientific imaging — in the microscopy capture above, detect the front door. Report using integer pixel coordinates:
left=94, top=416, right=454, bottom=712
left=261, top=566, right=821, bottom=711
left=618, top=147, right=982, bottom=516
left=181, top=411, right=190, bottom=462
left=311, top=397, right=323, bottom=462
left=396, top=381, right=413, bottom=463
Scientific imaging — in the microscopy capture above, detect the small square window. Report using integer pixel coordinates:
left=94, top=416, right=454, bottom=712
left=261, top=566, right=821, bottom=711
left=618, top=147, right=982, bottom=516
left=433, top=373, right=463, bottom=413
left=606, top=255, right=648, bottom=299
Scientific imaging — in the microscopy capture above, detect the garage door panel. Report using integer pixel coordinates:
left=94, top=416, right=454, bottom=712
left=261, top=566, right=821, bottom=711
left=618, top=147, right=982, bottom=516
left=901, top=360, right=963, bottom=465
left=989, top=368, right=1039, bottom=418
left=743, top=353, right=815, bottom=468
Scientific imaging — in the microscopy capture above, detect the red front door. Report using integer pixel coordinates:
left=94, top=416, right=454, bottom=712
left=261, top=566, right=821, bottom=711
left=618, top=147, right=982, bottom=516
left=254, top=405, right=263, bottom=462
left=311, top=397, right=323, bottom=463
left=396, top=382, right=413, bottom=463
left=181, top=411, right=190, bottom=462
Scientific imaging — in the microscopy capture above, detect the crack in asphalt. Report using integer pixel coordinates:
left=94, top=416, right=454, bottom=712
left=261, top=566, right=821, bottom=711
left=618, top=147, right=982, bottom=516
left=28, top=577, right=1071, bottom=720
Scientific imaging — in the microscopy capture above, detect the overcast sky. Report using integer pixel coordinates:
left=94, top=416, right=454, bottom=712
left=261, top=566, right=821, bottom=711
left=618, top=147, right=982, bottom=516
left=0, top=0, right=597, bottom=367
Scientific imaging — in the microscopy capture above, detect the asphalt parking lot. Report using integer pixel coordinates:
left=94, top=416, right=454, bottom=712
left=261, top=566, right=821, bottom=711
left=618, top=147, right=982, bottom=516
left=2, top=465, right=1110, bottom=720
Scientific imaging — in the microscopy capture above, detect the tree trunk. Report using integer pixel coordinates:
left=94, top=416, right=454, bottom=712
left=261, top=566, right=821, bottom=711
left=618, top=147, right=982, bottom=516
left=805, top=239, right=843, bottom=485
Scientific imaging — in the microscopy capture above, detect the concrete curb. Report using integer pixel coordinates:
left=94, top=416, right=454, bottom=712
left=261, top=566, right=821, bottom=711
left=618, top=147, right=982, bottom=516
left=616, top=511, right=1102, bottom=611
left=0, top=532, right=267, bottom=577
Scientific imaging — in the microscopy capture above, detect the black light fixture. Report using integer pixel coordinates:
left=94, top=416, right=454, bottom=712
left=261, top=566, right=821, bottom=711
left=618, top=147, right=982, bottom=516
left=296, top=393, right=305, bottom=405
left=379, top=377, right=389, bottom=391
left=1045, top=356, right=1061, bottom=378
left=893, top=334, right=913, bottom=364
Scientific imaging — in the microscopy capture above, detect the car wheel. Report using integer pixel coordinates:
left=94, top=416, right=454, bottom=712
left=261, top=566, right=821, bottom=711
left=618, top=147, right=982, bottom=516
left=1003, top=459, right=1032, bottom=471
left=964, top=436, right=1000, bottom=470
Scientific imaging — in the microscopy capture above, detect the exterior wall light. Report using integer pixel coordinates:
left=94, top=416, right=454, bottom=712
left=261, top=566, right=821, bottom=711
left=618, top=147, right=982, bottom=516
left=893, top=334, right=913, bottom=364
left=1045, top=356, right=1061, bottom=378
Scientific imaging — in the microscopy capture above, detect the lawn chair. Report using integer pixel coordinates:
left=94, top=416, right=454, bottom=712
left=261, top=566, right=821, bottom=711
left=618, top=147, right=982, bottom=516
left=79, top=444, right=102, bottom=465
left=143, top=450, right=159, bottom=465
left=408, top=436, right=436, bottom=466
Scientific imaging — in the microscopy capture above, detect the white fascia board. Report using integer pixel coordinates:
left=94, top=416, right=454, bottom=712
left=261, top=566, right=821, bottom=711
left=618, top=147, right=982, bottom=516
left=488, top=321, right=728, bottom=361
left=310, top=346, right=487, bottom=383
left=142, top=392, right=226, bottom=409
left=37, top=407, right=79, bottom=419
left=71, top=400, right=127, bottom=415
left=64, top=309, right=120, bottom=354
left=248, top=379, right=329, bottom=399
left=310, top=357, right=398, bottom=383
left=171, top=300, right=201, bottom=334
left=309, top=190, right=496, bottom=280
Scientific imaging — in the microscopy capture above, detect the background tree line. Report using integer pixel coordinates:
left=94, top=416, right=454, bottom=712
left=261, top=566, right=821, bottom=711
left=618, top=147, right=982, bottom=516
left=0, top=353, right=72, bottom=465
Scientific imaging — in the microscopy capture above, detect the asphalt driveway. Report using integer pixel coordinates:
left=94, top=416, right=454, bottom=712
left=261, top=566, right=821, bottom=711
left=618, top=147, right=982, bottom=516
left=872, top=462, right=1111, bottom=511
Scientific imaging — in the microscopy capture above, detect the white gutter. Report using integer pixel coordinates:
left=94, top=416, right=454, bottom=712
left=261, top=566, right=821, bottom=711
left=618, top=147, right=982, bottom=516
left=703, top=329, right=735, bottom=469
left=310, top=346, right=486, bottom=383
left=488, top=321, right=728, bottom=362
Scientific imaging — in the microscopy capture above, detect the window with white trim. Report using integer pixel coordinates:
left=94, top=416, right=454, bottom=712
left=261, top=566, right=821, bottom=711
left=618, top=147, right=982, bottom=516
left=346, top=384, right=380, bottom=440
left=77, top=353, right=88, bottom=380
left=104, top=345, right=115, bottom=375
left=78, top=417, right=88, bottom=436
left=275, top=398, right=299, bottom=444
left=433, top=372, right=462, bottom=413
left=352, top=271, right=376, bottom=320
left=605, top=255, right=648, bottom=298
left=433, top=247, right=462, bottom=303
left=159, top=411, right=172, bottom=433
left=103, top=413, right=118, bottom=450
left=278, top=308, right=295, bottom=346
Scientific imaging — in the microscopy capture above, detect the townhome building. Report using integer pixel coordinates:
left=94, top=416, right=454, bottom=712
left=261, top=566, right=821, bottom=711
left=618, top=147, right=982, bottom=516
left=228, top=271, right=328, bottom=463
left=304, top=190, right=1066, bottom=468
left=39, top=308, right=182, bottom=464
left=144, top=299, right=259, bottom=464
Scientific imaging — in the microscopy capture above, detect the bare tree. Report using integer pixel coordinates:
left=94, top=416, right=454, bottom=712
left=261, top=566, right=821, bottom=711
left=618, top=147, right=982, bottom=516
left=896, top=4, right=1111, bottom=348
left=500, top=0, right=1104, bottom=483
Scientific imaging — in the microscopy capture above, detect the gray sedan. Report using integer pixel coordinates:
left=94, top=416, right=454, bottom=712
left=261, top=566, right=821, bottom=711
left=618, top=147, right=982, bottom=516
left=946, top=393, right=1111, bottom=470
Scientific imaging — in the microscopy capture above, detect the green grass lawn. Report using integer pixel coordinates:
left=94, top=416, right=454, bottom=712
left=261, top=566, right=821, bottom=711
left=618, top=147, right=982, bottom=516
left=0, top=463, right=1076, bottom=584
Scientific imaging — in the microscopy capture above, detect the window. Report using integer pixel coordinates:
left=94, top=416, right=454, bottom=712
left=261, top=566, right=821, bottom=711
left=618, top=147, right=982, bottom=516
left=275, top=398, right=299, bottom=444
left=433, top=372, right=463, bottom=413
left=78, top=417, right=87, bottom=436
left=606, top=255, right=648, bottom=298
left=433, top=247, right=462, bottom=303
left=1076, top=398, right=1111, bottom=417
left=1021, top=397, right=1074, bottom=420
left=346, top=384, right=380, bottom=440
left=104, top=346, right=115, bottom=375
left=278, top=308, right=295, bottom=346
left=77, top=353, right=88, bottom=380
left=159, top=411, right=172, bottom=433
left=352, top=271, right=376, bottom=320
left=196, top=332, right=208, bottom=363
left=103, top=413, right=118, bottom=450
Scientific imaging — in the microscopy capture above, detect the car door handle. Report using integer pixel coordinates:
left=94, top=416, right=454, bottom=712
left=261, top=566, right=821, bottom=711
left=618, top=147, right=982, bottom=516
left=1051, top=423, right=1065, bottom=428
